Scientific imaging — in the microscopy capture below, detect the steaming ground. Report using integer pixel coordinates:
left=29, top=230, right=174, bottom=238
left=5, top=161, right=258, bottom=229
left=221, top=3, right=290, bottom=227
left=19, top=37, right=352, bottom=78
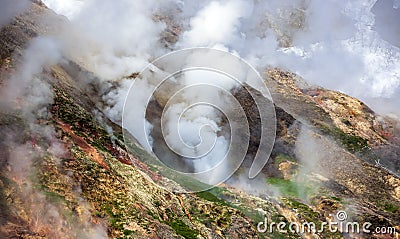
left=0, top=1, right=399, bottom=236
left=0, top=35, right=107, bottom=237
left=5, top=0, right=395, bottom=192
left=2, top=0, right=399, bottom=201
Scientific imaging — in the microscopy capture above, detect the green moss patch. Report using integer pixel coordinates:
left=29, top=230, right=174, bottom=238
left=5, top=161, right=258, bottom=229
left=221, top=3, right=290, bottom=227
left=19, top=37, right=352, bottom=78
left=165, top=219, right=199, bottom=239
left=318, top=125, right=368, bottom=152
left=267, top=178, right=317, bottom=199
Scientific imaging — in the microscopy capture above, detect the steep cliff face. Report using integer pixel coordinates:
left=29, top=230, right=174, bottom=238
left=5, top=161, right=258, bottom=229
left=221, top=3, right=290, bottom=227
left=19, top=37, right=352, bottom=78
left=0, top=1, right=399, bottom=239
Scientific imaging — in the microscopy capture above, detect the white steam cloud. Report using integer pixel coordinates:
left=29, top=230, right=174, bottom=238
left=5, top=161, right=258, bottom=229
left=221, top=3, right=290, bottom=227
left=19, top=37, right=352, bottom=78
left=174, top=0, right=400, bottom=117
left=0, top=32, right=107, bottom=237
left=0, top=36, right=60, bottom=112
left=41, top=0, right=84, bottom=19
left=179, top=0, right=252, bottom=48
left=54, top=0, right=168, bottom=80
left=40, top=0, right=400, bottom=121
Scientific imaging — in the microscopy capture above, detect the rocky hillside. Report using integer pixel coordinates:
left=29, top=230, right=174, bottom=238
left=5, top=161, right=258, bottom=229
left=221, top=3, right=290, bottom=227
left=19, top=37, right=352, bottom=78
left=0, top=1, right=399, bottom=239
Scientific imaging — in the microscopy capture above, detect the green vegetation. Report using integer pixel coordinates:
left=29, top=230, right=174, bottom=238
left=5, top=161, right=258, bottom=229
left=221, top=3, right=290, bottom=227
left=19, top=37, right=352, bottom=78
left=337, top=132, right=368, bottom=152
left=47, top=84, right=345, bottom=239
left=274, top=154, right=296, bottom=165
left=52, top=88, right=205, bottom=238
left=0, top=176, right=17, bottom=222
left=267, top=214, right=300, bottom=239
left=196, top=187, right=230, bottom=206
left=318, top=124, right=368, bottom=152
left=126, top=140, right=214, bottom=192
left=330, top=196, right=343, bottom=202
left=267, top=178, right=317, bottom=199
left=283, top=198, right=319, bottom=221
left=283, top=198, right=342, bottom=238
left=53, top=87, right=112, bottom=153
left=197, top=191, right=224, bottom=204
left=42, top=190, right=68, bottom=204
left=379, top=202, right=400, bottom=214
left=127, top=142, right=159, bottom=167
left=195, top=187, right=302, bottom=238
left=165, top=219, right=199, bottom=239
left=68, top=146, right=143, bottom=237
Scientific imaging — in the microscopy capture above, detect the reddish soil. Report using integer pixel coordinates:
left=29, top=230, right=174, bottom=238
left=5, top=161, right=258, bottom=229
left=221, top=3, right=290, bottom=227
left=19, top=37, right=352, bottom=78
left=58, top=121, right=110, bottom=170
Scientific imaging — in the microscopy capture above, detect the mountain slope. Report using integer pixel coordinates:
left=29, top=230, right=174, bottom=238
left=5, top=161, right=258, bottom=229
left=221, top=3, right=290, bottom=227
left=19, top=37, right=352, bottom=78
left=0, top=1, right=399, bottom=239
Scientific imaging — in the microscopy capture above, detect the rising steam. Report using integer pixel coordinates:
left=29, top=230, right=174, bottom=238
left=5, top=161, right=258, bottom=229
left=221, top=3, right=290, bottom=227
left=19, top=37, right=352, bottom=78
left=26, top=0, right=400, bottom=191
left=1, top=0, right=399, bottom=235
left=122, top=48, right=276, bottom=191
